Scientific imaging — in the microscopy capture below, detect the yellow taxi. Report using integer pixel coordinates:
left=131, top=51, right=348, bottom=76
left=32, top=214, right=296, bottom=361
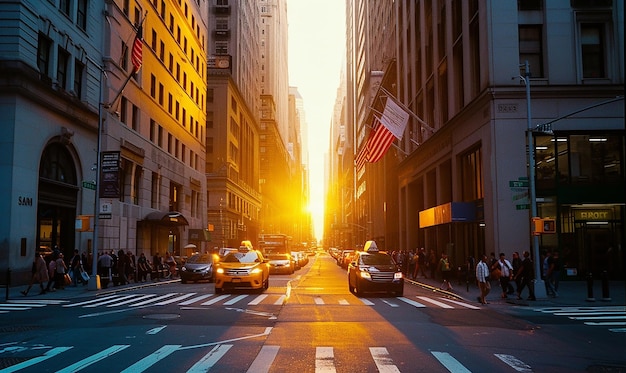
left=214, top=246, right=270, bottom=293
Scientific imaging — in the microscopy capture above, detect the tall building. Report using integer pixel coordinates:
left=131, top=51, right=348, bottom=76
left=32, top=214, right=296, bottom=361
left=206, top=0, right=262, bottom=248
left=0, top=0, right=104, bottom=283
left=98, top=0, right=208, bottom=260
left=1, top=0, right=210, bottom=284
left=337, top=0, right=625, bottom=280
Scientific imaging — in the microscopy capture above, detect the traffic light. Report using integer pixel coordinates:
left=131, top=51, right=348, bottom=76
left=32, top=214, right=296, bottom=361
left=532, top=217, right=556, bottom=235
left=542, top=218, right=556, bottom=233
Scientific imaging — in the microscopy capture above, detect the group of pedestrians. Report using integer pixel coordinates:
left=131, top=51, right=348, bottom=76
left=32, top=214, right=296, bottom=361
left=21, top=247, right=71, bottom=296
left=475, top=250, right=537, bottom=304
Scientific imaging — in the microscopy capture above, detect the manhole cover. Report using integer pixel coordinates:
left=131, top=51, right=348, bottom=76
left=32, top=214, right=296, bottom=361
left=143, top=314, right=180, bottom=320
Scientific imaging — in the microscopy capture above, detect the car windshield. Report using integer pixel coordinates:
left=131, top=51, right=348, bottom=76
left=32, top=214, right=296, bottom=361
left=186, top=254, right=213, bottom=264
left=223, top=251, right=261, bottom=263
left=360, top=253, right=395, bottom=266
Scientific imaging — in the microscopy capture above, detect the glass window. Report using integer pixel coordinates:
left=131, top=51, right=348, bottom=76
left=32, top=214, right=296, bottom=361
left=580, top=23, right=606, bottom=78
left=519, top=25, right=544, bottom=78
left=535, top=135, right=556, bottom=188
left=57, top=48, right=69, bottom=89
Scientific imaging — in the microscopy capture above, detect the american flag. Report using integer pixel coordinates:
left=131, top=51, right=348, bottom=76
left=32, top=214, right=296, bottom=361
left=365, top=116, right=395, bottom=163
left=131, top=26, right=143, bottom=74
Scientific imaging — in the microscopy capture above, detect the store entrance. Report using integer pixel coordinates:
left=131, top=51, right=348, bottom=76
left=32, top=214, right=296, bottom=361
left=576, top=223, right=623, bottom=280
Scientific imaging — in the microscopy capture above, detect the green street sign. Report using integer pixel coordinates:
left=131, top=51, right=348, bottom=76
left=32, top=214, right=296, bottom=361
left=509, top=180, right=529, bottom=188
left=516, top=204, right=530, bottom=210
left=82, top=181, right=96, bottom=190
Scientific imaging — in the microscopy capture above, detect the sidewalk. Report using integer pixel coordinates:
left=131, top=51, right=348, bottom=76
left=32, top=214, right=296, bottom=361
left=407, top=275, right=625, bottom=308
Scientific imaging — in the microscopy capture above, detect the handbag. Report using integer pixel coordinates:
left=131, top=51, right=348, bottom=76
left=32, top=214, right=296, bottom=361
left=64, top=273, right=72, bottom=285
left=80, top=267, right=90, bottom=282
left=491, top=268, right=502, bottom=281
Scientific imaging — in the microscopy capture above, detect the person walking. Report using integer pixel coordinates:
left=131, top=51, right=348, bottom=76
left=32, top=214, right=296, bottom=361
left=44, top=252, right=58, bottom=292
left=70, top=249, right=85, bottom=287
left=417, top=248, right=428, bottom=278
left=137, top=253, right=150, bottom=282
left=438, top=253, right=453, bottom=291
left=117, top=250, right=128, bottom=285
left=511, top=251, right=522, bottom=294
left=97, top=251, right=113, bottom=280
left=515, top=250, right=536, bottom=300
left=55, top=253, right=68, bottom=290
left=153, top=252, right=162, bottom=281
left=496, top=253, right=514, bottom=299
left=21, top=253, right=49, bottom=296
left=546, top=251, right=561, bottom=297
left=476, top=254, right=490, bottom=304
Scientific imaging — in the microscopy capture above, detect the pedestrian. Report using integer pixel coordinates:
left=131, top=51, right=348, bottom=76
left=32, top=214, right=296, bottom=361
left=70, top=249, right=85, bottom=286
left=476, top=254, right=490, bottom=304
left=411, top=249, right=420, bottom=280
left=137, top=253, right=150, bottom=282
left=515, top=250, right=536, bottom=300
left=438, top=253, right=453, bottom=291
left=126, top=251, right=136, bottom=283
left=21, top=252, right=49, bottom=296
left=165, top=252, right=177, bottom=278
left=546, top=251, right=561, bottom=297
left=153, top=252, right=162, bottom=281
left=496, top=253, right=514, bottom=299
left=117, top=249, right=128, bottom=285
left=55, top=253, right=68, bottom=290
left=97, top=251, right=113, bottom=280
left=417, top=248, right=428, bottom=278
left=44, top=252, right=58, bottom=292
left=542, top=251, right=556, bottom=297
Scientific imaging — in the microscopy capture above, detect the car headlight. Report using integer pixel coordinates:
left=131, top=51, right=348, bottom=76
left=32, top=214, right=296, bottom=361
left=359, top=271, right=371, bottom=279
left=216, top=267, right=225, bottom=274
left=250, top=267, right=263, bottom=274
left=181, top=266, right=188, bottom=272
left=394, top=272, right=403, bottom=280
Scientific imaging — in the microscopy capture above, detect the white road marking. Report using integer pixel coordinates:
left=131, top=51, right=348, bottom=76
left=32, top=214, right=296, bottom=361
left=431, top=351, right=471, bottom=373
left=186, top=344, right=233, bottom=373
left=315, top=346, right=336, bottom=373
left=246, top=345, right=279, bottom=373
left=56, top=345, right=130, bottom=373
left=494, top=353, right=533, bottom=372
left=369, top=347, right=400, bottom=373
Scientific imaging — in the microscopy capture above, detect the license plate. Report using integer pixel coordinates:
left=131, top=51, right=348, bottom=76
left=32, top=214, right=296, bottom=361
left=231, top=278, right=241, bottom=283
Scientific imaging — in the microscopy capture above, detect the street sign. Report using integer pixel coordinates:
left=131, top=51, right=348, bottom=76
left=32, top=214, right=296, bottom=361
left=82, top=181, right=96, bottom=190
left=509, top=180, right=529, bottom=188
left=516, top=204, right=530, bottom=210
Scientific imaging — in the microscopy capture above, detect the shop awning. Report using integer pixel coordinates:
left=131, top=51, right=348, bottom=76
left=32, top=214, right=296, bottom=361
left=419, top=202, right=476, bottom=228
left=143, top=211, right=189, bottom=226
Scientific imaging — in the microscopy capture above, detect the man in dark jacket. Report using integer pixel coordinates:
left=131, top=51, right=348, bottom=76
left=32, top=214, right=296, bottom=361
left=515, top=250, right=536, bottom=300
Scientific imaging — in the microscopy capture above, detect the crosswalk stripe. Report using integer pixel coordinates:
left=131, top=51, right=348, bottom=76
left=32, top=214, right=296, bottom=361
left=338, top=299, right=349, bottom=305
left=314, top=297, right=324, bottom=305
left=360, top=298, right=375, bottom=305
left=274, top=295, right=286, bottom=305
left=131, top=293, right=180, bottom=307
left=107, top=294, right=156, bottom=307
left=154, top=293, right=197, bottom=305
left=438, top=297, right=481, bottom=310
left=63, top=294, right=121, bottom=308
left=0, top=346, right=73, bottom=373
left=396, top=297, right=425, bottom=308
left=369, top=347, right=400, bottom=373
left=56, top=345, right=130, bottom=373
left=316, top=347, right=336, bottom=373
left=248, top=294, right=268, bottom=305
left=0, top=306, right=32, bottom=311
left=494, top=353, right=533, bottom=372
left=431, top=351, right=471, bottom=373
left=224, top=294, right=248, bottom=305
left=246, top=345, right=279, bottom=373
left=186, top=344, right=232, bottom=373
left=201, top=294, right=231, bottom=305
left=84, top=295, right=137, bottom=308
left=381, top=300, right=399, bottom=307
left=179, top=294, right=214, bottom=305
left=120, top=344, right=181, bottom=373
left=416, top=296, right=454, bottom=308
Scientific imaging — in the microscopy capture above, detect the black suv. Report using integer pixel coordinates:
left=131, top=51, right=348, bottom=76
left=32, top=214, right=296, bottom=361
left=348, top=241, right=404, bottom=296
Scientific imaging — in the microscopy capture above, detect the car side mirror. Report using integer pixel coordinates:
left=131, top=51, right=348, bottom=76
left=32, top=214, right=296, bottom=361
left=350, top=261, right=356, bottom=267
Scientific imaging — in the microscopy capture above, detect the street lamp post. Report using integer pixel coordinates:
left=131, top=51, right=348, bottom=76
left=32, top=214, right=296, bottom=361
left=521, top=60, right=546, bottom=299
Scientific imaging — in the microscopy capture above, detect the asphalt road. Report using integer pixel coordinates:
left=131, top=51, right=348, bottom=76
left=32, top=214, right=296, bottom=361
left=1, top=252, right=624, bottom=372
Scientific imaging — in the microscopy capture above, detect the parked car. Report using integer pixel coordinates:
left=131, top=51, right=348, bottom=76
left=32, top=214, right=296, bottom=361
left=267, top=253, right=294, bottom=275
left=214, top=246, right=270, bottom=293
left=180, top=253, right=215, bottom=283
left=348, top=241, right=404, bottom=296
left=339, top=250, right=355, bottom=269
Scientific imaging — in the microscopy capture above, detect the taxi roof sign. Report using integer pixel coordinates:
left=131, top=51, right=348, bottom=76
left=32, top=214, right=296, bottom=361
left=363, top=240, right=379, bottom=252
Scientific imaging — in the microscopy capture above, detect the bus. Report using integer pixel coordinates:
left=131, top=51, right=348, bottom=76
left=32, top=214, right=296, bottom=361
left=259, top=234, right=291, bottom=255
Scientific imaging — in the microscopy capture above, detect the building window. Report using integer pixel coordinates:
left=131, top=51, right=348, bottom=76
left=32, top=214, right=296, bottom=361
left=120, top=97, right=128, bottom=125
left=121, top=41, right=129, bottom=71
left=73, top=59, right=84, bottom=98
left=151, top=172, right=159, bottom=209
left=150, top=74, right=156, bottom=98
left=37, top=34, right=51, bottom=78
left=59, top=0, right=71, bottom=16
left=519, top=25, right=544, bottom=78
left=459, top=146, right=483, bottom=201
left=169, top=182, right=181, bottom=212
left=132, top=104, right=139, bottom=131
left=150, top=119, right=157, bottom=142
left=518, top=0, right=543, bottom=11
left=57, top=48, right=69, bottom=89
left=580, top=23, right=606, bottom=78
left=77, top=0, right=87, bottom=30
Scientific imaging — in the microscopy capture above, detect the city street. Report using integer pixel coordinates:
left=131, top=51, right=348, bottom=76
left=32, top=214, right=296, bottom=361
left=1, top=252, right=624, bottom=372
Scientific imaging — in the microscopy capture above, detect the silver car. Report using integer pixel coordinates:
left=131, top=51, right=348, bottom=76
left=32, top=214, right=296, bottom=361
left=180, top=253, right=215, bottom=283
